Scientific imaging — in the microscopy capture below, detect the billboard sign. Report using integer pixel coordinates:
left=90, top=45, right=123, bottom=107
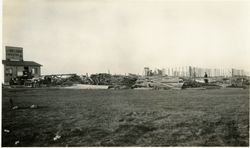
left=6, top=46, right=23, bottom=61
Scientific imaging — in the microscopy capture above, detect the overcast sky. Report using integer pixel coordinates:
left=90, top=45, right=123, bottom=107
left=3, top=0, right=250, bottom=75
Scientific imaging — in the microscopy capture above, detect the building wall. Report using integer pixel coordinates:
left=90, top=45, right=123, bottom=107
left=4, top=65, right=41, bottom=83
left=4, top=65, right=15, bottom=83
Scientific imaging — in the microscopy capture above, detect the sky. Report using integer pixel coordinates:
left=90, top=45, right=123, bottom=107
left=2, top=0, right=250, bottom=75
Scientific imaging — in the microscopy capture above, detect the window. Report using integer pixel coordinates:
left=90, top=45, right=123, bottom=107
left=17, top=71, right=23, bottom=76
left=32, top=68, right=38, bottom=74
left=32, top=68, right=35, bottom=74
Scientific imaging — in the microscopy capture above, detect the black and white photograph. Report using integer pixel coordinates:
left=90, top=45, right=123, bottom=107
left=1, top=0, right=249, bottom=147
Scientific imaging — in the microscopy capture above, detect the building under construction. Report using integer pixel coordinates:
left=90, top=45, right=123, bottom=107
left=144, top=66, right=248, bottom=78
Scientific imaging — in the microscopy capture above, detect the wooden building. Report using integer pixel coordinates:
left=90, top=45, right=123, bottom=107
left=2, top=46, right=42, bottom=84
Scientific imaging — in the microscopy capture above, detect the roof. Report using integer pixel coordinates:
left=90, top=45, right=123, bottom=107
left=2, top=60, right=42, bottom=66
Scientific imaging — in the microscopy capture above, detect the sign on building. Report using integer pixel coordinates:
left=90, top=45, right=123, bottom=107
left=6, top=46, right=23, bottom=61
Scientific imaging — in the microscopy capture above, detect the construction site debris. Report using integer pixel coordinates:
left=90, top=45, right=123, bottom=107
left=108, top=74, right=138, bottom=89
left=228, top=77, right=250, bottom=89
left=133, top=76, right=184, bottom=90
left=182, top=78, right=221, bottom=89
left=5, top=71, right=249, bottom=90
left=90, top=73, right=112, bottom=85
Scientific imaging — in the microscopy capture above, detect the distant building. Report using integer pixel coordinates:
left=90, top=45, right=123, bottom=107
left=144, top=67, right=153, bottom=76
left=232, top=68, right=245, bottom=77
left=2, top=46, right=42, bottom=84
left=144, top=67, right=150, bottom=76
left=144, top=66, right=248, bottom=78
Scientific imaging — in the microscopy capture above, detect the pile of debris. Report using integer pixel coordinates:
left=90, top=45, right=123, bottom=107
left=89, top=73, right=112, bottom=85
left=228, top=76, right=250, bottom=89
left=182, top=78, right=221, bottom=89
left=133, top=76, right=184, bottom=90
left=43, top=74, right=83, bottom=86
left=30, top=74, right=87, bottom=87
left=17, top=73, right=139, bottom=88
left=182, top=76, right=250, bottom=89
left=87, top=73, right=138, bottom=89
left=108, top=74, right=138, bottom=89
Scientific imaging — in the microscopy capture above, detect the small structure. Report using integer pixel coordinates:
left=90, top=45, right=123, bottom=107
left=2, top=46, right=42, bottom=84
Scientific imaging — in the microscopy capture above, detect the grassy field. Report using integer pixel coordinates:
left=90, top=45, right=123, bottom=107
left=2, top=88, right=249, bottom=146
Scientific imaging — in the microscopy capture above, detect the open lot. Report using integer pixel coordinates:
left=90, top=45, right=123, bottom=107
left=2, top=88, right=249, bottom=146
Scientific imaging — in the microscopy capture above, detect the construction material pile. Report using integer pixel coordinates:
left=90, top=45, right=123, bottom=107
left=27, top=73, right=139, bottom=88
left=80, top=75, right=91, bottom=84
left=133, top=76, right=184, bottom=90
left=35, top=74, right=85, bottom=87
left=182, top=78, right=221, bottom=89
left=87, top=73, right=139, bottom=89
left=228, top=77, right=250, bottom=89
left=182, top=76, right=250, bottom=89
left=89, top=73, right=112, bottom=85
left=58, top=74, right=83, bottom=86
left=108, top=74, right=138, bottom=89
